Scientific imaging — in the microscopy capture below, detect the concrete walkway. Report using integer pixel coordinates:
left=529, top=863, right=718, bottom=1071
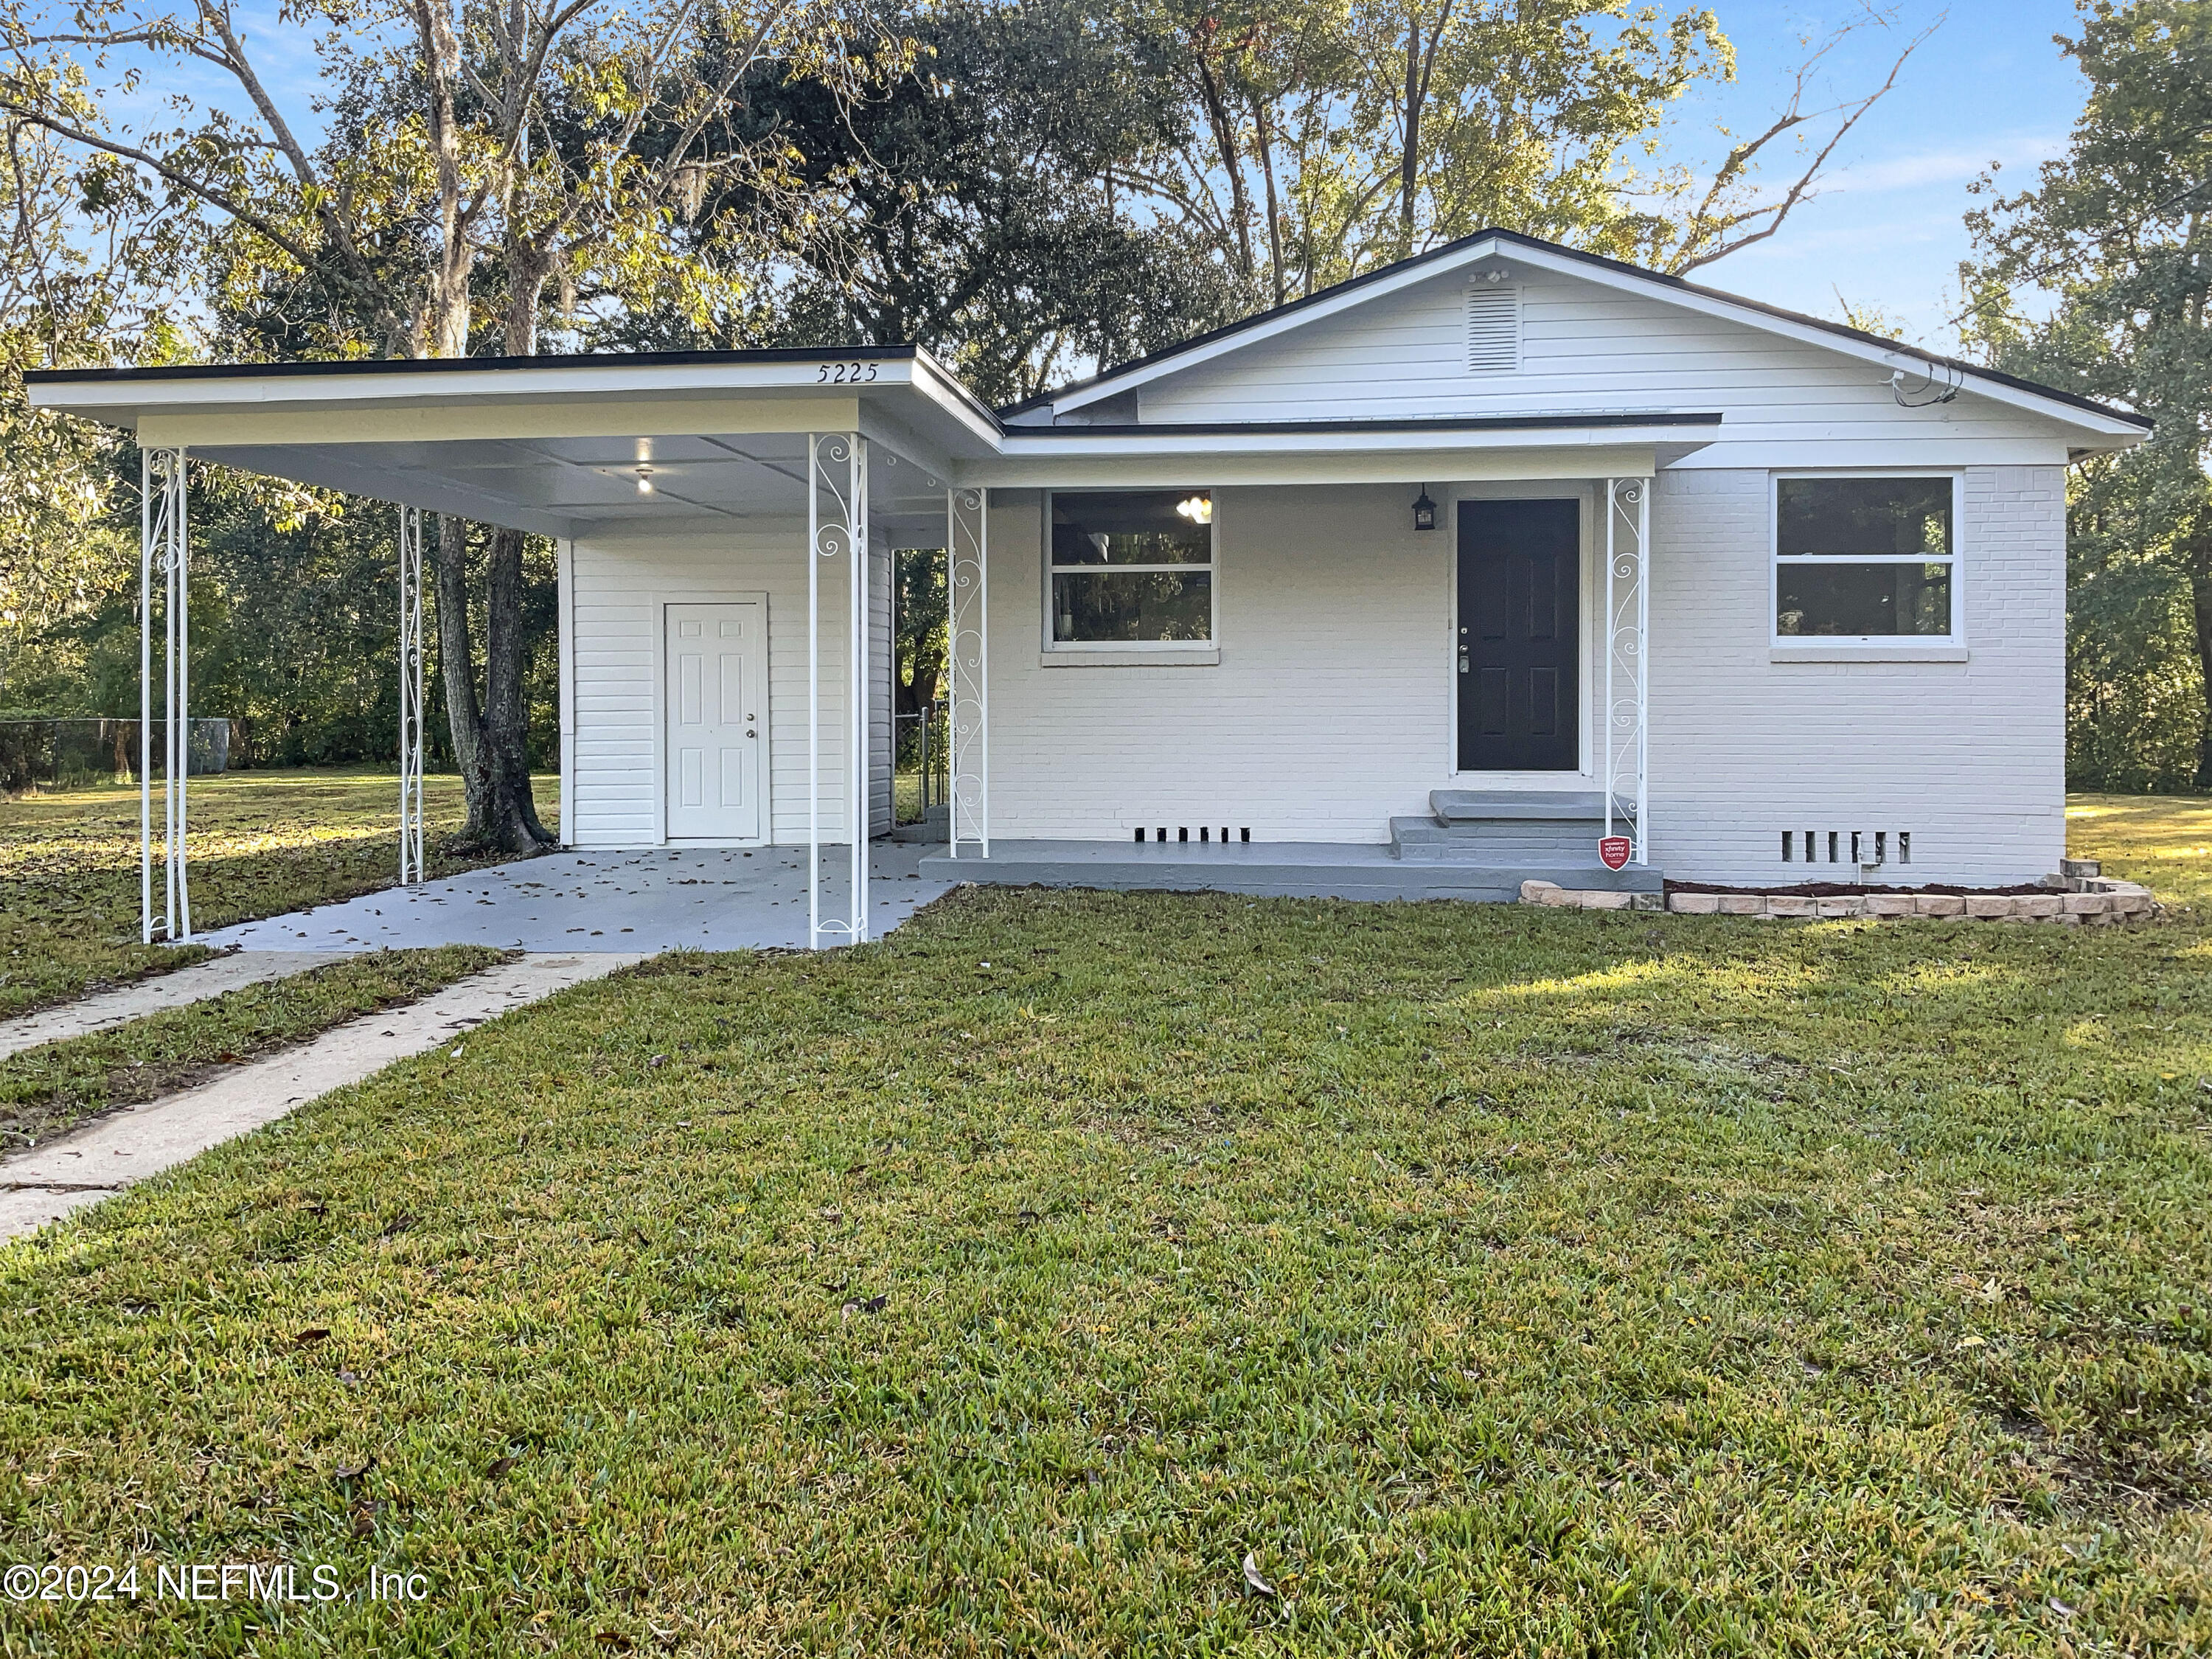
left=1, top=950, right=354, bottom=1060
left=0, top=951, right=642, bottom=1243
left=199, top=843, right=956, bottom=953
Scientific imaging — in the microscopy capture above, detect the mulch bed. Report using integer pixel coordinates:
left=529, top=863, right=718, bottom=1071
left=1663, top=879, right=2056, bottom=899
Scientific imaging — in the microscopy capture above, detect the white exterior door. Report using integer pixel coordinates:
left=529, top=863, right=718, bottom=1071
left=664, top=601, right=765, bottom=842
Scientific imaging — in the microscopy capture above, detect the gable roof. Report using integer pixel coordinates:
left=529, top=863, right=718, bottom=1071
left=1010, top=228, right=2150, bottom=441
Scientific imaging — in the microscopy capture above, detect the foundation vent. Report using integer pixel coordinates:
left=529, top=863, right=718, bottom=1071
left=1781, top=830, right=1911, bottom=867
left=1136, top=827, right=1251, bottom=844
left=1466, top=283, right=1521, bottom=372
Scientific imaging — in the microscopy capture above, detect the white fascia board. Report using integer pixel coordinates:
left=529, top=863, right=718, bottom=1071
left=907, top=347, right=1008, bottom=453
left=964, top=437, right=1681, bottom=490
left=32, top=355, right=918, bottom=420
left=1048, top=237, right=1509, bottom=415
left=982, top=420, right=1714, bottom=461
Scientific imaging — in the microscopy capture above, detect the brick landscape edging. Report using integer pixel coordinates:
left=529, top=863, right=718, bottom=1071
left=1518, top=874, right=2158, bottom=922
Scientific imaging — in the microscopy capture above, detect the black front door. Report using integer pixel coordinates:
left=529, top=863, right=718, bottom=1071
left=1457, top=498, right=1579, bottom=771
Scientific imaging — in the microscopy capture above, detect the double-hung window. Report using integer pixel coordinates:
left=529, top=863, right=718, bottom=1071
left=1046, top=489, right=1214, bottom=646
left=1773, top=475, right=1957, bottom=641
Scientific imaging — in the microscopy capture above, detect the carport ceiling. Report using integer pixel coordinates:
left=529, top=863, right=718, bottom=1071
left=195, top=430, right=958, bottom=540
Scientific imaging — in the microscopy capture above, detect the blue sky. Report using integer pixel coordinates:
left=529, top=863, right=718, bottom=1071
left=1661, top=1, right=2090, bottom=344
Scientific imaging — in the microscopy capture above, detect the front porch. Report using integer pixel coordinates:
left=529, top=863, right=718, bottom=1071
left=918, top=836, right=1659, bottom=902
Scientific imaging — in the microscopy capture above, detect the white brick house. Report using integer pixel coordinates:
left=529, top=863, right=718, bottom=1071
left=32, top=230, right=2146, bottom=942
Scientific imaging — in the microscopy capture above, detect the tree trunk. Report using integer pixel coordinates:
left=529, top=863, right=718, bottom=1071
left=2193, top=560, right=2212, bottom=789
left=484, top=524, right=552, bottom=845
left=431, top=514, right=549, bottom=853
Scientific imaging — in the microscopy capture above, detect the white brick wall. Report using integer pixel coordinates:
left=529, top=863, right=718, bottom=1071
left=983, top=466, right=2069, bottom=885
left=1649, top=467, right=2065, bottom=885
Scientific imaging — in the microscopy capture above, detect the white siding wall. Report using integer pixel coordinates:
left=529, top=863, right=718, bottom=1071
left=984, top=467, right=2068, bottom=886
left=567, top=527, right=891, bottom=850
left=1136, top=265, right=2073, bottom=469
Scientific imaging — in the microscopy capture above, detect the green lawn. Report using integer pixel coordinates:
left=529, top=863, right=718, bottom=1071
left=0, top=946, right=510, bottom=1150
left=0, top=768, right=557, bottom=1019
left=2068, top=790, right=2212, bottom=914
left=2, top=802, right=2208, bottom=1653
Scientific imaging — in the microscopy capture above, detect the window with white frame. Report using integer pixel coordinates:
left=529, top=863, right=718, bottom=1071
left=1046, top=489, right=1214, bottom=644
left=1774, top=476, right=1955, bottom=639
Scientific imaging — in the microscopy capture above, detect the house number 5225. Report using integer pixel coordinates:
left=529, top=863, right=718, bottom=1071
left=816, top=361, right=878, bottom=383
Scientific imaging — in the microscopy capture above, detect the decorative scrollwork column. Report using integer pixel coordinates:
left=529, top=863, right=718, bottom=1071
left=808, top=432, right=869, bottom=947
left=140, top=447, right=192, bottom=943
left=1603, top=476, right=1651, bottom=863
left=946, top=486, right=989, bottom=858
left=397, top=507, right=428, bottom=886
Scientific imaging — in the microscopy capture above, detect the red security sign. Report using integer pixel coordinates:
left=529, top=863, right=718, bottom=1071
left=1598, top=836, right=1632, bottom=871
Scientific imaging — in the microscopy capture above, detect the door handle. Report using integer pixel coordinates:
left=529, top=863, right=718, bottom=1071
left=1457, top=651, right=1470, bottom=674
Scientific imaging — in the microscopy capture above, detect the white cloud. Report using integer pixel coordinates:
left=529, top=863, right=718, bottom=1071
left=1828, top=134, right=2065, bottom=195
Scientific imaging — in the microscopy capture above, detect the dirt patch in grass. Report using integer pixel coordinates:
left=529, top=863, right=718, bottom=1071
left=0, top=945, right=510, bottom=1147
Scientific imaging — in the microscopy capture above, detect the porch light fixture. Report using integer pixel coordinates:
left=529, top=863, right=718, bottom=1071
left=1411, top=487, right=1437, bottom=532
left=1175, top=494, right=1213, bottom=524
left=635, top=467, right=655, bottom=495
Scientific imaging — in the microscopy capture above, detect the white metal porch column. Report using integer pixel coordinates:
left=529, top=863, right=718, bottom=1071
left=397, top=506, right=428, bottom=885
left=807, top=432, right=869, bottom=948
left=1602, top=476, right=1652, bottom=863
left=139, top=447, right=191, bottom=943
left=946, top=486, right=989, bottom=858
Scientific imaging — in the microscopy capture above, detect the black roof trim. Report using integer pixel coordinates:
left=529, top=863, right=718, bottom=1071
left=1001, top=411, right=1722, bottom=438
left=27, top=342, right=920, bottom=385
left=1003, top=227, right=2151, bottom=433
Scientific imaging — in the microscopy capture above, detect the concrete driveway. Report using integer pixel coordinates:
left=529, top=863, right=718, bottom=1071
left=199, top=843, right=959, bottom=953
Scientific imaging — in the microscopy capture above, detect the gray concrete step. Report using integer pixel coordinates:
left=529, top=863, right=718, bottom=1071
left=1390, top=816, right=1608, bottom=862
left=1430, top=789, right=1608, bottom=824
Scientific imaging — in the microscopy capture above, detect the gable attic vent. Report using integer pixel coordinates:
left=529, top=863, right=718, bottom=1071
left=1465, top=282, right=1520, bottom=372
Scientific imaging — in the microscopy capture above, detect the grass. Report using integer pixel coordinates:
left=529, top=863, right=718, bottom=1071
left=2067, top=790, right=2212, bottom=914
left=0, top=946, right=510, bottom=1150
left=2, top=802, right=2208, bottom=1652
left=0, top=768, right=557, bottom=1020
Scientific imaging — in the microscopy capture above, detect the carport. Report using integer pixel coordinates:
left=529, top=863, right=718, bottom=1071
left=31, top=347, right=1003, bottom=950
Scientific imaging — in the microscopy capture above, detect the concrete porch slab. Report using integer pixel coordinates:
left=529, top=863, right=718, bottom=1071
left=197, top=844, right=957, bottom=954
left=920, top=840, right=1663, bottom=902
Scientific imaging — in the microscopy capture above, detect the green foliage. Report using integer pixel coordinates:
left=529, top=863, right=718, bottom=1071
left=1966, top=0, right=2212, bottom=788
left=661, top=0, right=1246, bottom=403
left=2068, top=547, right=2206, bottom=793
left=892, top=546, right=947, bottom=717
left=10, top=463, right=560, bottom=775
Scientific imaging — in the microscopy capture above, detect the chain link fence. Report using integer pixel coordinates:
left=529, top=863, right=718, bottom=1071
left=0, top=718, right=232, bottom=796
